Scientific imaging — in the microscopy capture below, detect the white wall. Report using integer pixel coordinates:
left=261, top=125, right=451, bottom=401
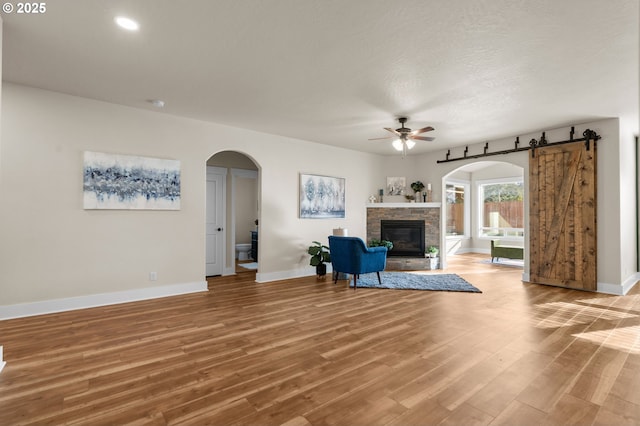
left=254, top=137, right=383, bottom=281
left=0, top=83, right=383, bottom=315
left=618, top=114, right=639, bottom=291
left=0, top=15, right=2, bottom=177
left=0, top=14, right=6, bottom=371
left=0, top=84, right=208, bottom=310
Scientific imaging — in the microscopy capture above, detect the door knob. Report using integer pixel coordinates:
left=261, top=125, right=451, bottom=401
left=217, top=227, right=223, bottom=231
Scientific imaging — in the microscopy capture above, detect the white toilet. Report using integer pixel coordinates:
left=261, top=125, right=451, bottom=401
left=235, top=243, right=252, bottom=261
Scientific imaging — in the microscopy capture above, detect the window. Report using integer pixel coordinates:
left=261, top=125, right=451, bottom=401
left=478, top=178, right=524, bottom=239
left=445, top=181, right=469, bottom=237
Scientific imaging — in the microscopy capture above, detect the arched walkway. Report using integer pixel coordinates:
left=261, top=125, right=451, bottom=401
left=440, top=160, right=526, bottom=276
left=205, top=151, right=261, bottom=277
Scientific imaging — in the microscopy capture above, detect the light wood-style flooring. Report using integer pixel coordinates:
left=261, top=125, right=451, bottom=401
left=1, top=254, right=640, bottom=425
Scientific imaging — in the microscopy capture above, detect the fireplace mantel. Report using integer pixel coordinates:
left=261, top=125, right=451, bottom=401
left=365, top=202, right=441, bottom=208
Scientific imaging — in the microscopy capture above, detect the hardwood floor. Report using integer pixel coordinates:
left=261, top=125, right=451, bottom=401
left=1, top=254, right=639, bottom=425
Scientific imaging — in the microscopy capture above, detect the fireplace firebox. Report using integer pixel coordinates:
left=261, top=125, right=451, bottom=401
left=380, top=220, right=425, bottom=257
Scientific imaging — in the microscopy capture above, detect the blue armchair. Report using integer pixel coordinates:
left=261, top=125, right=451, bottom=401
left=328, top=236, right=388, bottom=289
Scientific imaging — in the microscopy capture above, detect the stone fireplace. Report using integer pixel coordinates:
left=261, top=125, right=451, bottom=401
left=366, top=203, right=441, bottom=270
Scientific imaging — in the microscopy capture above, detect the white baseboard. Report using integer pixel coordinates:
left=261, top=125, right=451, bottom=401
left=0, top=346, right=5, bottom=374
left=621, top=273, right=640, bottom=294
left=450, top=248, right=491, bottom=255
left=597, top=282, right=625, bottom=295
left=598, top=273, right=640, bottom=295
left=0, top=281, right=208, bottom=320
left=256, top=269, right=308, bottom=283
left=256, top=265, right=332, bottom=283
left=521, top=275, right=635, bottom=295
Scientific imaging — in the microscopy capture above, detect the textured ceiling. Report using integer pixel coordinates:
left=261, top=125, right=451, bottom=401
left=2, top=0, right=638, bottom=155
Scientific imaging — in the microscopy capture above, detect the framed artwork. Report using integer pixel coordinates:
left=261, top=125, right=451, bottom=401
left=83, top=151, right=181, bottom=210
left=299, top=173, right=345, bottom=218
left=386, top=177, right=406, bottom=195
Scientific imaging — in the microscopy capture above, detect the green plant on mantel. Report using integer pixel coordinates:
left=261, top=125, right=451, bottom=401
left=410, top=181, right=425, bottom=193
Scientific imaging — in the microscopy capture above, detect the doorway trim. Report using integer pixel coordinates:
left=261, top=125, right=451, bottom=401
left=206, top=166, right=227, bottom=277
left=229, top=168, right=259, bottom=275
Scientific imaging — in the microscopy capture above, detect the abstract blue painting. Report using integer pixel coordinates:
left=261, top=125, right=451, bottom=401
left=83, top=151, right=181, bottom=210
left=299, top=173, right=345, bottom=218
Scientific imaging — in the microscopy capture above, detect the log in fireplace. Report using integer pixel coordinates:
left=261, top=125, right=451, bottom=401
left=380, top=220, right=425, bottom=257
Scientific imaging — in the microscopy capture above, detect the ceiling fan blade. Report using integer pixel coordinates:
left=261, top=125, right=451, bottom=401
left=384, top=127, right=401, bottom=136
left=410, top=136, right=436, bottom=141
left=368, top=136, right=393, bottom=141
left=412, top=126, right=435, bottom=134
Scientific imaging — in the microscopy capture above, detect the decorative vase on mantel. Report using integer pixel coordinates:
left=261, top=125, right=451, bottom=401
left=410, top=181, right=426, bottom=203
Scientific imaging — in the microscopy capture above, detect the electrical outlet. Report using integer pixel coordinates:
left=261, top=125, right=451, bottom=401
left=149, top=271, right=157, bottom=281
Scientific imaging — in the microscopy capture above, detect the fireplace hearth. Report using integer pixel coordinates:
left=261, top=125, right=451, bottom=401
left=381, top=220, right=425, bottom=257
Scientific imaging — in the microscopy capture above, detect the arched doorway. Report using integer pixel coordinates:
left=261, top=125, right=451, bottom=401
left=440, top=160, right=526, bottom=273
left=205, top=151, right=261, bottom=277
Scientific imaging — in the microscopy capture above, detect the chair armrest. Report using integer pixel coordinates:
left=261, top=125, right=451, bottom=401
left=367, top=246, right=388, bottom=254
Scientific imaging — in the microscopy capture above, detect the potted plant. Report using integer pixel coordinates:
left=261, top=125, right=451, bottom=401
left=368, top=239, right=394, bottom=251
left=308, top=241, right=331, bottom=277
left=411, top=181, right=425, bottom=200
left=425, top=246, right=439, bottom=269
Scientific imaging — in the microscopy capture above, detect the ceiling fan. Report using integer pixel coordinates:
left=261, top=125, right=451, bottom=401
left=369, top=117, right=435, bottom=157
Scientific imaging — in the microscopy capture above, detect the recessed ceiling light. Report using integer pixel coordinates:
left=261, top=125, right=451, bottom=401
left=115, top=16, right=139, bottom=31
left=149, top=99, right=165, bottom=108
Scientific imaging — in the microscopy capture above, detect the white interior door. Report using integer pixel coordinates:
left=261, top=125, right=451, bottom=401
left=206, top=167, right=226, bottom=276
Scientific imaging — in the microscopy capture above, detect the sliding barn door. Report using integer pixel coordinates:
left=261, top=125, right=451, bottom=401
left=529, top=141, right=597, bottom=291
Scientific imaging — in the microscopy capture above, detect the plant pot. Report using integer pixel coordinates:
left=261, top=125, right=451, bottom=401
left=316, top=263, right=327, bottom=278
left=428, top=257, right=439, bottom=270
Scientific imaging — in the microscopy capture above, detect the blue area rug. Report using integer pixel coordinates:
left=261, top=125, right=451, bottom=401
left=349, top=271, right=482, bottom=293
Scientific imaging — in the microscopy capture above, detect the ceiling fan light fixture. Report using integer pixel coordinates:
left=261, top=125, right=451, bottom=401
left=115, top=16, right=140, bottom=31
left=369, top=117, right=435, bottom=156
